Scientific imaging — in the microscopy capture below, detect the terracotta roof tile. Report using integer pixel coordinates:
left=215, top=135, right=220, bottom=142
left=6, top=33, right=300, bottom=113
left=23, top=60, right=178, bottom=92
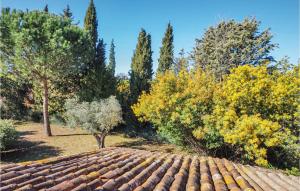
left=0, top=147, right=299, bottom=191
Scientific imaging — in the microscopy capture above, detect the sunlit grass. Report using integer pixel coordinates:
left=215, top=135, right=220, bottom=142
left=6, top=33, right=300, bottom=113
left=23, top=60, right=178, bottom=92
left=1, top=122, right=189, bottom=164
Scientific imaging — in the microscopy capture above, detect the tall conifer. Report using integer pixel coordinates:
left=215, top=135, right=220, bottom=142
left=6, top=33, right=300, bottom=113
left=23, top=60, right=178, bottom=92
left=84, top=0, right=97, bottom=50
left=44, top=5, right=48, bottom=13
left=108, top=39, right=116, bottom=76
left=157, top=22, right=174, bottom=73
left=81, top=0, right=116, bottom=101
left=130, top=29, right=153, bottom=103
left=63, top=5, right=73, bottom=18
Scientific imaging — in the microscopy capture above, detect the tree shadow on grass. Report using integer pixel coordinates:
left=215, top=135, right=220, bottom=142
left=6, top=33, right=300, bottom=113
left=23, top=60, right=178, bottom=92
left=114, top=139, right=176, bottom=154
left=53, top=133, right=90, bottom=137
left=1, top=131, right=61, bottom=164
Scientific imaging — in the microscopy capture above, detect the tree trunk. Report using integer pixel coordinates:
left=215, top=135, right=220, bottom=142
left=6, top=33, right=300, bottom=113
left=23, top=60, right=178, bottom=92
left=93, top=133, right=106, bottom=148
left=43, top=79, right=52, bottom=136
left=100, top=134, right=106, bottom=148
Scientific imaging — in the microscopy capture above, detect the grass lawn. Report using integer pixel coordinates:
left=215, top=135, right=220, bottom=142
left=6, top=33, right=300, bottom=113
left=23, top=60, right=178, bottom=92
left=1, top=122, right=189, bottom=164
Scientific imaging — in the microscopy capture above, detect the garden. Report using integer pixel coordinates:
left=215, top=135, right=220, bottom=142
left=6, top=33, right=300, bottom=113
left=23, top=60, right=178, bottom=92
left=0, top=0, right=299, bottom=176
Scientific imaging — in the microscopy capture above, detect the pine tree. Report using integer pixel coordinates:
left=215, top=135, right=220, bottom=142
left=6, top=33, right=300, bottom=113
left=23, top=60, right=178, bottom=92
left=63, top=5, right=73, bottom=19
left=157, top=22, right=174, bottom=73
left=130, top=29, right=153, bottom=104
left=44, top=4, right=48, bottom=13
left=84, top=0, right=98, bottom=50
left=108, top=39, right=116, bottom=76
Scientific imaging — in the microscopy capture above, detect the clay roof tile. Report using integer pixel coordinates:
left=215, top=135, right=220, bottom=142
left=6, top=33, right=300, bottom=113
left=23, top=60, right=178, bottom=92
left=1, top=147, right=298, bottom=191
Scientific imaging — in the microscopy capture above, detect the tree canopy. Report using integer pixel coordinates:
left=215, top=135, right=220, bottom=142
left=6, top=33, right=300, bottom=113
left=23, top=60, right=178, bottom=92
left=193, top=18, right=277, bottom=79
left=84, top=0, right=97, bottom=50
left=65, top=96, right=123, bottom=148
left=79, top=0, right=115, bottom=102
left=0, top=9, right=92, bottom=136
left=157, top=23, right=174, bottom=74
left=108, top=39, right=116, bottom=76
left=129, top=29, right=153, bottom=104
left=63, top=5, right=73, bottom=19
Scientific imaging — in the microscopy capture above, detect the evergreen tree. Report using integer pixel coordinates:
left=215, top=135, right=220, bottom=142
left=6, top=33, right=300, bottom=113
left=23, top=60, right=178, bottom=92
left=130, top=29, right=153, bottom=103
left=173, top=49, right=188, bottom=74
left=63, top=5, right=73, bottom=19
left=193, top=18, right=276, bottom=79
left=108, top=39, right=116, bottom=76
left=0, top=10, right=92, bottom=136
left=44, top=4, right=48, bottom=13
left=94, top=39, right=115, bottom=99
left=84, top=0, right=97, bottom=50
left=96, top=39, right=106, bottom=70
left=80, top=38, right=116, bottom=101
left=157, top=22, right=174, bottom=73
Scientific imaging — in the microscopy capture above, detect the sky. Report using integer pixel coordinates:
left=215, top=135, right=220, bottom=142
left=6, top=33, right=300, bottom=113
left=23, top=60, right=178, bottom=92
left=1, top=0, right=299, bottom=74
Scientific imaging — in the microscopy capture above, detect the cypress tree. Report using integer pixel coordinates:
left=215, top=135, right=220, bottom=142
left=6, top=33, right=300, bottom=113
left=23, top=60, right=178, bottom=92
left=108, top=39, right=116, bottom=76
left=94, top=39, right=109, bottom=99
left=84, top=0, right=98, bottom=50
left=130, top=29, right=153, bottom=103
left=63, top=5, right=73, bottom=19
left=157, top=22, right=174, bottom=73
left=80, top=0, right=116, bottom=102
left=44, top=4, right=48, bottom=13
left=96, top=39, right=116, bottom=98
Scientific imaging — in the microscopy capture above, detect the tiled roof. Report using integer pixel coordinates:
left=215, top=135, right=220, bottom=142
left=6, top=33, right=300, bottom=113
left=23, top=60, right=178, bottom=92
left=0, top=147, right=299, bottom=191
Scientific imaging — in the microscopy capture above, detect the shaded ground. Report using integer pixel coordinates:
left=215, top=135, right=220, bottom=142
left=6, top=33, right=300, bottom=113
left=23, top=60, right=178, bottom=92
left=1, top=122, right=189, bottom=164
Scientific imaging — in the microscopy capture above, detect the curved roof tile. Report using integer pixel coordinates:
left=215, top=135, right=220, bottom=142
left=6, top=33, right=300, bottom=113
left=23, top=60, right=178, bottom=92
left=0, top=147, right=299, bottom=191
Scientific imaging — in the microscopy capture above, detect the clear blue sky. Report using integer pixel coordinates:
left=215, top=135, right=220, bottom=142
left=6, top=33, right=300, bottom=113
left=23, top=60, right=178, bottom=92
left=1, top=0, right=299, bottom=74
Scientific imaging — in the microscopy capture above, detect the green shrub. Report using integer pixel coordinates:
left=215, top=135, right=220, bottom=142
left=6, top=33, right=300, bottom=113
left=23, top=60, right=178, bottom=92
left=0, top=120, right=19, bottom=150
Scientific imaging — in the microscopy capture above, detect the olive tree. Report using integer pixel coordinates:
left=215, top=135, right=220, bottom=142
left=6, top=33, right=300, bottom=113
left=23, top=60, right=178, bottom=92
left=65, top=96, right=123, bottom=148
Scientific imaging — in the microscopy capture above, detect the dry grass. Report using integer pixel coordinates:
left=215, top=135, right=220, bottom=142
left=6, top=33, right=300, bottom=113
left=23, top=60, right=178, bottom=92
left=1, top=122, right=188, bottom=164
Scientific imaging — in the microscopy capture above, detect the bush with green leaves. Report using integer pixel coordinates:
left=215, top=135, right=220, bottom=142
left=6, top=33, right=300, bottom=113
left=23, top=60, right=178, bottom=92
left=0, top=120, right=19, bottom=150
left=65, top=96, right=123, bottom=148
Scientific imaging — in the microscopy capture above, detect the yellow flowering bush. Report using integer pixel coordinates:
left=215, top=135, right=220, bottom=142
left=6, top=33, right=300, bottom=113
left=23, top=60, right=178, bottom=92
left=133, top=64, right=299, bottom=169
left=133, top=69, right=216, bottom=145
left=208, top=65, right=299, bottom=166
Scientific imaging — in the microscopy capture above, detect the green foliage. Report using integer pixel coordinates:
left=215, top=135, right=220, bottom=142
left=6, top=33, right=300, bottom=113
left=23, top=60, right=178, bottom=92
left=157, top=23, right=174, bottom=73
left=0, top=9, right=92, bottom=135
left=30, top=81, right=75, bottom=116
left=130, top=29, right=153, bottom=104
left=133, top=69, right=215, bottom=146
left=65, top=96, right=123, bottom=133
left=173, top=49, right=189, bottom=74
left=0, top=77, right=30, bottom=120
left=81, top=1, right=116, bottom=102
left=44, top=5, right=48, bottom=13
left=0, top=120, right=19, bottom=150
left=115, top=74, right=135, bottom=128
left=1, top=10, right=92, bottom=82
left=108, top=39, right=116, bottom=76
left=84, top=0, right=97, bottom=49
left=133, top=64, right=299, bottom=170
left=285, top=167, right=300, bottom=176
left=116, top=75, right=130, bottom=109
left=65, top=96, right=123, bottom=148
left=63, top=5, right=73, bottom=19
left=80, top=39, right=116, bottom=101
left=193, top=18, right=276, bottom=79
